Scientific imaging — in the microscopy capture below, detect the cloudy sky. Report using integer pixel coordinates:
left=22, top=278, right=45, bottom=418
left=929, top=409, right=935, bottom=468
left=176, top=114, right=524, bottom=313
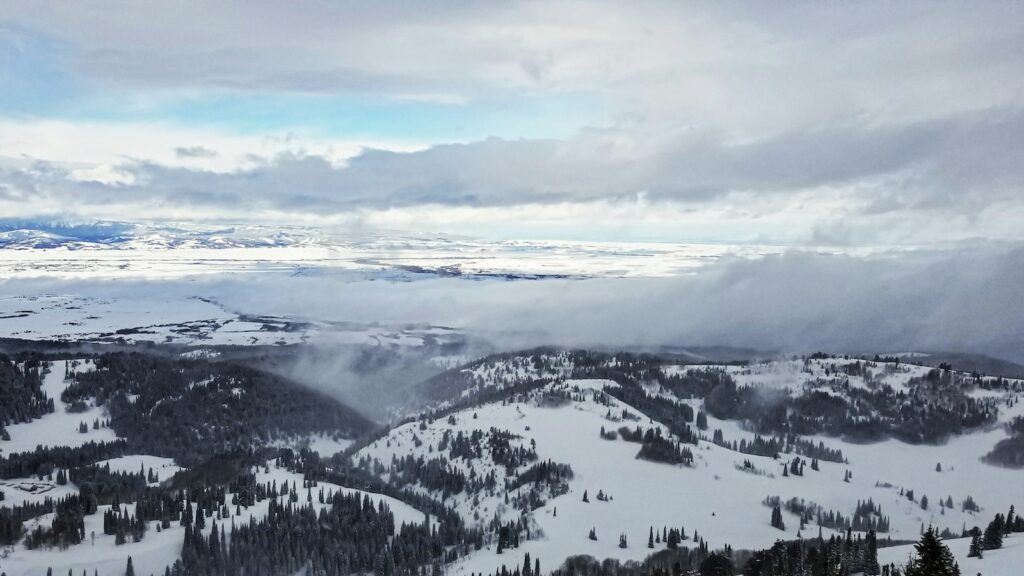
left=1, top=1, right=1022, bottom=244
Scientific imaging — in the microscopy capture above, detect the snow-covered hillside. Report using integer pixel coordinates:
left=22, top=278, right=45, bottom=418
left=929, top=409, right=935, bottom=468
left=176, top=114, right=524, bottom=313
left=360, top=354, right=1024, bottom=576
left=0, top=359, right=117, bottom=456
left=1, top=458, right=429, bottom=576
left=3, top=351, right=1022, bottom=576
left=878, top=533, right=1024, bottom=576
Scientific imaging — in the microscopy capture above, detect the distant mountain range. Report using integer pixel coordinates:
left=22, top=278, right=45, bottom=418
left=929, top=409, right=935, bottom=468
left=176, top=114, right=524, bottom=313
left=0, top=219, right=328, bottom=250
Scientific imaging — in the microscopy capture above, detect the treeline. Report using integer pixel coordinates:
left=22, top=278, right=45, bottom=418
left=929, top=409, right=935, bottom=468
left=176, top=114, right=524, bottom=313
left=602, top=386, right=699, bottom=445
left=0, top=499, right=54, bottom=545
left=62, top=352, right=374, bottom=466
left=0, top=354, right=52, bottom=440
left=704, top=375, right=996, bottom=445
left=744, top=530, right=881, bottom=576
left=0, top=439, right=128, bottom=479
left=550, top=545, right=723, bottom=576
left=169, top=492, right=445, bottom=576
left=710, top=429, right=844, bottom=465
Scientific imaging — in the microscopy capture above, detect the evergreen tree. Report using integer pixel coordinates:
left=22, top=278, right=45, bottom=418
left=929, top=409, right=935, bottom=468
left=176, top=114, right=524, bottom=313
left=864, top=529, right=881, bottom=575
left=125, top=556, right=135, bottom=576
left=696, top=411, right=708, bottom=431
left=983, top=514, right=1005, bottom=550
left=904, top=527, right=960, bottom=576
left=968, top=533, right=983, bottom=558
left=770, top=506, right=786, bottom=531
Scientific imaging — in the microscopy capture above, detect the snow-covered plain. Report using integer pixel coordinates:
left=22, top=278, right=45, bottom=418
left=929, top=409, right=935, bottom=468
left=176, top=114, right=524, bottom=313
left=0, top=290, right=464, bottom=348
left=0, top=223, right=794, bottom=280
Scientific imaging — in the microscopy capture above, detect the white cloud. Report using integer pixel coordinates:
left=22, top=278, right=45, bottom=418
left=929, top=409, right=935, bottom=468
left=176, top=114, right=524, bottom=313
left=1, top=1, right=1022, bottom=246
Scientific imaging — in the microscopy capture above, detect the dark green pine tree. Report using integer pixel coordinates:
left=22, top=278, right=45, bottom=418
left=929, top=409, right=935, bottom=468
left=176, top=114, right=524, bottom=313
left=968, top=533, right=983, bottom=558
left=904, top=527, right=960, bottom=576
left=984, top=514, right=1005, bottom=550
left=125, top=556, right=136, bottom=576
left=696, top=411, right=708, bottom=431
left=771, top=506, right=786, bottom=531
left=648, top=526, right=655, bottom=549
left=864, top=529, right=881, bottom=575
left=667, top=528, right=679, bottom=549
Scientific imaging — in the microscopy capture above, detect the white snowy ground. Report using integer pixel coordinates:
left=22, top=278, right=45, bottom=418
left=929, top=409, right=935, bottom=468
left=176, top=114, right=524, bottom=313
left=1, top=459, right=431, bottom=576
left=878, top=533, right=1024, bottom=576
left=95, top=455, right=184, bottom=486
left=358, top=374, right=1024, bottom=576
left=0, top=359, right=117, bottom=457
left=0, top=237, right=790, bottom=280
left=0, top=290, right=464, bottom=348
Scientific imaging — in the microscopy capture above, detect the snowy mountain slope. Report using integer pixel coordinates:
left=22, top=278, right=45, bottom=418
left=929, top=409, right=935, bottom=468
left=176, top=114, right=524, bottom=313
left=360, top=357, right=1024, bottom=576
left=0, top=359, right=117, bottom=456
left=1, top=458, right=430, bottom=576
left=878, top=533, right=1024, bottom=576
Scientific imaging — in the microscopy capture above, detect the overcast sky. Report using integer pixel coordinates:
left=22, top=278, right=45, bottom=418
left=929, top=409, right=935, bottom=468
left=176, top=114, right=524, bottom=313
left=1, top=1, right=1022, bottom=244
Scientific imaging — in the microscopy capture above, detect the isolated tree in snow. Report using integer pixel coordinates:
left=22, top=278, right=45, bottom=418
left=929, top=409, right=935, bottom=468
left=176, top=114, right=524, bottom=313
left=125, top=556, right=136, bottom=576
left=648, top=527, right=655, bottom=548
left=904, top=527, right=960, bottom=576
left=582, top=490, right=589, bottom=503
left=770, top=506, right=786, bottom=531
left=968, top=533, right=983, bottom=558
left=588, top=527, right=597, bottom=541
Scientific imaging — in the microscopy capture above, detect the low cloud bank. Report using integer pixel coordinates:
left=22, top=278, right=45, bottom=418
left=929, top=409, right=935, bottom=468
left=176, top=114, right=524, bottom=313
left=2, top=244, right=1022, bottom=363
left=201, top=244, right=1024, bottom=362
